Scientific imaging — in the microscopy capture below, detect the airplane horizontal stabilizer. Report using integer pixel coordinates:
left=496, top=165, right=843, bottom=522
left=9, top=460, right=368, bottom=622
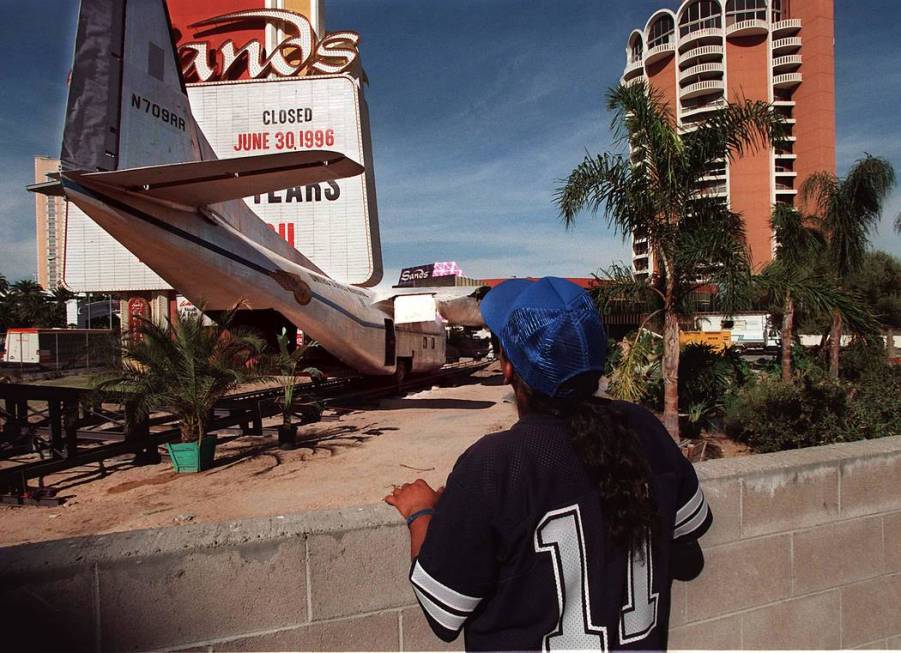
left=73, top=150, right=364, bottom=207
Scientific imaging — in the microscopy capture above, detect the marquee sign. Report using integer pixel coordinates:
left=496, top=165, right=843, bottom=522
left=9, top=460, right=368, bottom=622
left=178, top=9, right=361, bottom=83
left=397, top=262, right=463, bottom=287
left=188, top=75, right=382, bottom=285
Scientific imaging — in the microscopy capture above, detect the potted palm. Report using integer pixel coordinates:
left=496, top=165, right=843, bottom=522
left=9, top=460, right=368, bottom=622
left=97, top=307, right=265, bottom=472
left=269, top=328, right=322, bottom=450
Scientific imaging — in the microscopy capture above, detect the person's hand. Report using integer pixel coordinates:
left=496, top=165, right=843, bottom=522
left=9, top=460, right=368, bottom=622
left=384, top=479, right=444, bottom=519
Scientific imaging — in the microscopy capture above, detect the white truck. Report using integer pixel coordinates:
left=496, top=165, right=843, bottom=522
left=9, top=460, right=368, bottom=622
left=695, top=313, right=779, bottom=351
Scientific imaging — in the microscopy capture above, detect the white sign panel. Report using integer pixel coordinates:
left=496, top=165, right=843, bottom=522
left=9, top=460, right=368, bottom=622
left=394, top=295, right=438, bottom=325
left=187, top=75, right=381, bottom=286
left=65, top=202, right=171, bottom=292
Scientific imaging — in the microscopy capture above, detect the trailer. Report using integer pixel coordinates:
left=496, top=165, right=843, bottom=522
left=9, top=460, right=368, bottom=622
left=2, top=328, right=116, bottom=369
left=694, top=313, right=779, bottom=351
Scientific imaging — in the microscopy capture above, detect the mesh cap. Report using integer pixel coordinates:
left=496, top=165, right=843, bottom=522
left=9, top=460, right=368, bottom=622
left=480, top=277, right=607, bottom=398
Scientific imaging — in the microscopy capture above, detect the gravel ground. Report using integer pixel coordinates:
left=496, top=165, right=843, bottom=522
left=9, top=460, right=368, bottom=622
left=0, top=366, right=517, bottom=547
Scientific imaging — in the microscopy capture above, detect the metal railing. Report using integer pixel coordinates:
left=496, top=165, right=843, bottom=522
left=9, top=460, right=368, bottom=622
left=726, top=19, right=768, bottom=35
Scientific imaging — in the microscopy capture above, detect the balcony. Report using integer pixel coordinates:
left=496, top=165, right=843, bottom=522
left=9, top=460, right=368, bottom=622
left=775, top=184, right=798, bottom=194
left=644, top=42, right=676, bottom=65
left=773, top=54, right=802, bottom=71
left=678, top=44, right=723, bottom=66
left=774, top=72, right=803, bottom=89
left=681, top=97, right=727, bottom=118
left=679, top=27, right=724, bottom=50
left=681, top=79, right=725, bottom=100
left=623, top=74, right=647, bottom=88
left=623, top=59, right=644, bottom=79
left=679, top=61, right=724, bottom=82
left=775, top=151, right=797, bottom=159
left=771, top=18, right=802, bottom=36
left=726, top=19, right=768, bottom=37
left=772, top=37, right=802, bottom=53
left=679, top=27, right=723, bottom=53
left=698, top=185, right=728, bottom=198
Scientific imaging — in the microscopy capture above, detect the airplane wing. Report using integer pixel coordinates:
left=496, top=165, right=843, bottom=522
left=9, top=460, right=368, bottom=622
left=70, top=150, right=363, bottom=207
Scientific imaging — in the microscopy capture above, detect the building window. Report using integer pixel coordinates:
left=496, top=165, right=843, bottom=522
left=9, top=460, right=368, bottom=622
left=648, top=15, right=675, bottom=49
left=772, top=0, right=785, bottom=21
left=726, top=0, right=767, bottom=26
left=630, top=37, right=644, bottom=63
left=679, top=1, right=722, bottom=36
left=423, top=336, right=428, bottom=348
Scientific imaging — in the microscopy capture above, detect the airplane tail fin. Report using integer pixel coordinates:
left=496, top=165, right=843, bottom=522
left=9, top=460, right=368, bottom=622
left=61, top=0, right=203, bottom=173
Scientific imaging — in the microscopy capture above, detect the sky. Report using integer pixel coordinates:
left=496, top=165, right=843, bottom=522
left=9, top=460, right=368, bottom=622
left=0, top=0, right=899, bottom=288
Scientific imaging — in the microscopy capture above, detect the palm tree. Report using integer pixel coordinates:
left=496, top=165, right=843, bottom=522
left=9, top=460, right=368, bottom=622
left=267, top=327, right=322, bottom=448
left=7, top=279, right=50, bottom=327
left=97, top=308, right=265, bottom=444
left=801, top=155, right=896, bottom=377
left=755, top=206, right=876, bottom=381
left=557, top=83, right=785, bottom=441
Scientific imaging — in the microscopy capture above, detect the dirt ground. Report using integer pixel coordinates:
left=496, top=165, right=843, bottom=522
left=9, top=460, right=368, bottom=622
left=1, top=366, right=748, bottom=547
left=0, top=368, right=518, bottom=547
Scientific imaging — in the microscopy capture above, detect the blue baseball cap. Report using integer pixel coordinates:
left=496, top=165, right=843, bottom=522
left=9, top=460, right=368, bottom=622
left=480, top=277, right=607, bottom=399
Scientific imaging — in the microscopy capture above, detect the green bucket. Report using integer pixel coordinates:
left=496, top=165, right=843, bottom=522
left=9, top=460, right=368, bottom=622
left=166, top=435, right=217, bottom=473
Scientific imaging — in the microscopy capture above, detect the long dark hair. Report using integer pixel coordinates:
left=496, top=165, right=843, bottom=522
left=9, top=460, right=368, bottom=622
left=512, top=370, right=660, bottom=554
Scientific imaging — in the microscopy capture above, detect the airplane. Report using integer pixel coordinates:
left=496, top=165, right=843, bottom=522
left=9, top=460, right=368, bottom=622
left=30, top=0, right=484, bottom=382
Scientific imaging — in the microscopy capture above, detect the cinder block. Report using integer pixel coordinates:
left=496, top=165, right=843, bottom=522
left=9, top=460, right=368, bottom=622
left=884, top=512, right=901, bottom=573
left=742, top=466, right=839, bottom=537
left=700, top=478, right=741, bottom=545
left=887, top=634, right=901, bottom=649
left=308, top=525, right=415, bottom=620
left=212, top=611, right=399, bottom=651
left=684, top=535, right=791, bottom=621
left=401, top=606, right=464, bottom=651
left=841, top=454, right=901, bottom=518
left=742, top=590, right=841, bottom=649
left=850, top=639, right=888, bottom=649
left=669, top=580, right=687, bottom=628
left=841, top=573, right=901, bottom=648
left=667, top=613, right=741, bottom=650
left=99, top=539, right=307, bottom=652
left=793, top=517, right=884, bottom=594
left=0, top=564, right=96, bottom=652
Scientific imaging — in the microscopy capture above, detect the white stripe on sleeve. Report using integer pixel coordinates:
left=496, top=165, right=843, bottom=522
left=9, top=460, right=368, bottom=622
left=675, top=486, right=704, bottom=526
left=674, top=500, right=709, bottom=539
left=411, top=560, right=482, bottom=613
left=412, top=587, right=467, bottom=632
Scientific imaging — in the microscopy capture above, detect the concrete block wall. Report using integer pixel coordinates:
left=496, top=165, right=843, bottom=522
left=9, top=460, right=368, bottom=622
left=1, top=435, right=899, bottom=652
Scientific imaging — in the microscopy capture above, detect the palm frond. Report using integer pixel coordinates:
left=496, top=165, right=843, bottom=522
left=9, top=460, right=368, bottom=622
left=593, top=263, right=663, bottom=314
left=770, top=205, right=825, bottom=268
left=684, top=100, right=786, bottom=180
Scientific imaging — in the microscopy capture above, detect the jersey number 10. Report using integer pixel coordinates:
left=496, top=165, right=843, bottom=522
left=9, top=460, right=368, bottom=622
left=534, top=504, right=659, bottom=651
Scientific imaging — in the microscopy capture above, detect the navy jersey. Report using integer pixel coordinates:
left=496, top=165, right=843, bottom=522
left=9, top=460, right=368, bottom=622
left=410, top=402, right=712, bottom=651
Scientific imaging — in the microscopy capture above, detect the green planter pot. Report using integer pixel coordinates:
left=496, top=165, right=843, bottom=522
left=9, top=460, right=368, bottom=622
left=166, top=435, right=217, bottom=473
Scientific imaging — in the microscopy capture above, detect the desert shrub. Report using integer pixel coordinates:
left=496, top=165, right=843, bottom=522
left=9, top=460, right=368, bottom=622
left=847, top=364, right=901, bottom=439
left=725, top=375, right=853, bottom=452
left=840, top=338, right=889, bottom=382
left=647, top=344, right=749, bottom=438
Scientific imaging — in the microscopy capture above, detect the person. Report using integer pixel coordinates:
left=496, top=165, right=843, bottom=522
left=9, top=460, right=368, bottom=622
left=385, top=277, right=711, bottom=651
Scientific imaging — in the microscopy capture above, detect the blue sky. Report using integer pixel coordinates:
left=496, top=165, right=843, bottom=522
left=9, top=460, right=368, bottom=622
left=0, top=0, right=899, bottom=287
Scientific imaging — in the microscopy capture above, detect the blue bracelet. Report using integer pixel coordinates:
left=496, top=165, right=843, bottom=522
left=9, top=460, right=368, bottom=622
left=406, top=508, right=435, bottom=526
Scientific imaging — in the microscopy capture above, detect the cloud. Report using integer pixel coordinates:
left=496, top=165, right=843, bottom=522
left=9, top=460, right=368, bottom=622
left=0, top=239, right=37, bottom=283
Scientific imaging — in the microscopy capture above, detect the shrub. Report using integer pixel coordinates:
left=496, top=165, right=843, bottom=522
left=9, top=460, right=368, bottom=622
left=848, top=364, right=901, bottom=439
left=652, top=344, right=749, bottom=438
left=725, top=375, right=852, bottom=452
left=840, top=338, right=889, bottom=382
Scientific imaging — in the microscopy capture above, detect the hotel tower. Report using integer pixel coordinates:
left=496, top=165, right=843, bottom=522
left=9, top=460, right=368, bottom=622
left=621, top=0, right=835, bottom=276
